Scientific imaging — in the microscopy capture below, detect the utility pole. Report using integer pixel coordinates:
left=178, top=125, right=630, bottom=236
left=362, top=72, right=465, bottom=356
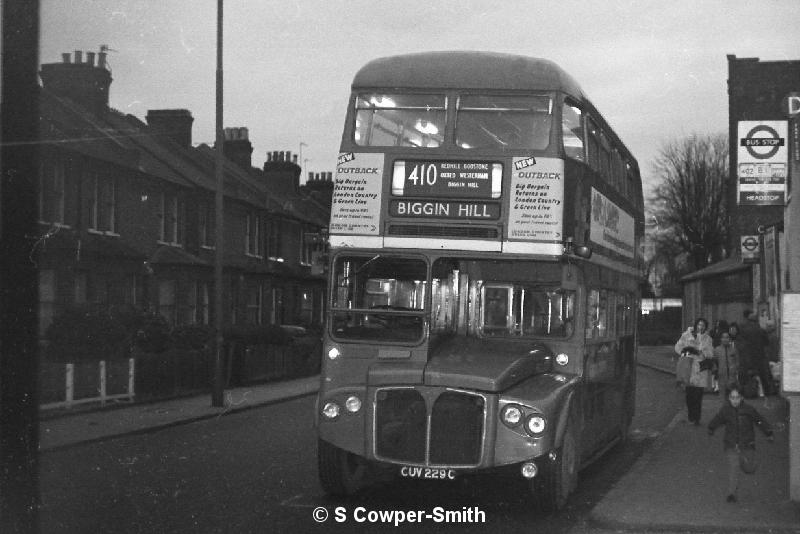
left=1, top=1, right=41, bottom=531
left=212, top=0, right=225, bottom=407
left=782, top=93, right=800, bottom=501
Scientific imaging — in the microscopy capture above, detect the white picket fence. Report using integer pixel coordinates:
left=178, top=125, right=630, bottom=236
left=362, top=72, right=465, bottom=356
left=40, top=358, right=136, bottom=410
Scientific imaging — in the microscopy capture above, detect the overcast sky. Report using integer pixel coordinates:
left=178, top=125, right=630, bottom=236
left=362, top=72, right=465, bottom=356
left=40, top=0, right=800, bottom=195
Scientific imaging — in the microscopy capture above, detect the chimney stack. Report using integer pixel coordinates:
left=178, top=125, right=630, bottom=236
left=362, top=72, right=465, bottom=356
left=146, top=109, right=194, bottom=149
left=40, top=49, right=113, bottom=115
left=222, top=126, right=253, bottom=169
left=263, top=148, right=302, bottom=193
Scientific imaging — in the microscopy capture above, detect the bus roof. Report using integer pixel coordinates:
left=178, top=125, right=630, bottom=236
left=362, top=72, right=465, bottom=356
left=352, top=51, right=586, bottom=97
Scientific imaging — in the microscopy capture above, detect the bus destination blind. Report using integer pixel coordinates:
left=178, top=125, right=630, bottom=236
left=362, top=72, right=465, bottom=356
left=399, top=161, right=493, bottom=198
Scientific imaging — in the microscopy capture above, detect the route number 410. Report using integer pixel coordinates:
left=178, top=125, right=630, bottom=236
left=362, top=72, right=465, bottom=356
left=407, top=164, right=438, bottom=186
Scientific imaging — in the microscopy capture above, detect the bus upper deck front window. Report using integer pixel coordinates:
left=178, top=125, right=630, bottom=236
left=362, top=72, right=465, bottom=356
left=456, top=94, right=553, bottom=150
left=354, top=93, right=446, bottom=148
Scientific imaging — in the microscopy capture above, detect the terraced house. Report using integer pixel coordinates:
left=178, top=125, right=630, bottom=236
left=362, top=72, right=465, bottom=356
left=35, top=50, right=332, bottom=390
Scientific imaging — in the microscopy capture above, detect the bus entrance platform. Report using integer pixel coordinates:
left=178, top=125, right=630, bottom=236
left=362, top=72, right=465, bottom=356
left=591, top=346, right=799, bottom=532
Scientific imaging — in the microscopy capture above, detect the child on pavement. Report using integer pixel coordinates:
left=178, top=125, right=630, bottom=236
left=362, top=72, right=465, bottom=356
left=707, top=383, right=774, bottom=503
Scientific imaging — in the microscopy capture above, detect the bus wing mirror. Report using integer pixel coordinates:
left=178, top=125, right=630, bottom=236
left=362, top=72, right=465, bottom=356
left=574, top=245, right=592, bottom=259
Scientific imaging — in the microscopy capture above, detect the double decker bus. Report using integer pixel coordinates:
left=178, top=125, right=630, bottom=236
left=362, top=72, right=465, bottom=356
left=316, top=51, right=644, bottom=511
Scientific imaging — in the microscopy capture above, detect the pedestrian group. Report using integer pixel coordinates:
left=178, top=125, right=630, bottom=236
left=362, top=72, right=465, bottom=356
left=674, top=309, right=777, bottom=504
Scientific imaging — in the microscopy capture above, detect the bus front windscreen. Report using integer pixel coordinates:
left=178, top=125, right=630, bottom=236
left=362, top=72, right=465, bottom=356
left=331, top=254, right=427, bottom=342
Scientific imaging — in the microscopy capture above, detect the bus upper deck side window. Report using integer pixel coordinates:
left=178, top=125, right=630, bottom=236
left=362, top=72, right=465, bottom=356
left=562, top=102, right=584, bottom=161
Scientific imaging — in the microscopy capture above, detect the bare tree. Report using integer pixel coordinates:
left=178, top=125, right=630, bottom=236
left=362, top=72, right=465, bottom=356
left=650, top=133, right=729, bottom=270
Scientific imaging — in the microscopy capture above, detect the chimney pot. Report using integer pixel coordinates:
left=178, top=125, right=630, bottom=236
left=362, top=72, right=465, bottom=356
left=293, top=154, right=298, bottom=164
left=272, top=151, right=279, bottom=162
left=98, top=51, right=107, bottom=69
left=74, top=50, right=82, bottom=63
left=86, top=52, right=95, bottom=66
left=61, top=53, right=71, bottom=63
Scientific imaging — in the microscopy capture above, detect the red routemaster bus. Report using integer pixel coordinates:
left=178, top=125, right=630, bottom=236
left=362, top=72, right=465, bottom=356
left=316, top=51, right=644, bottom=511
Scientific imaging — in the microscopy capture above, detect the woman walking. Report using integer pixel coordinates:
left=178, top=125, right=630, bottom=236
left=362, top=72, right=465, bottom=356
left=675, top=318, right=714, bottom=424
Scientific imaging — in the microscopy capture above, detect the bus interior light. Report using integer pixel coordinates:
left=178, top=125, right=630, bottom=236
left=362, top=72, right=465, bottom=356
left=491, top=163, right=502, bottom=198
left=392, top=161, right=405, bottom=195
left=414, top=120, right=439, bottom=136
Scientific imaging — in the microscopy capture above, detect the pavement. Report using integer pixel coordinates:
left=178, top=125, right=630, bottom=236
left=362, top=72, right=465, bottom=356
left=39, top=346, right=800, bottom=532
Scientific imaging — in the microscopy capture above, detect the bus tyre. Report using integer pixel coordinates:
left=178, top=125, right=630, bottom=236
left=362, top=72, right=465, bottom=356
left=317, top=439, right=368, bottom=496
left=532, top=422, right=578, bottom=513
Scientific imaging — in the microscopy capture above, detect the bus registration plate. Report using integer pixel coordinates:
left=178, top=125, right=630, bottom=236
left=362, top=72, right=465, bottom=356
left=399, top=466, right=457, bottom=480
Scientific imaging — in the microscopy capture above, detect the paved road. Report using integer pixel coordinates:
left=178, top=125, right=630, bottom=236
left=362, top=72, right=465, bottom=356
left=40, top=365, right=682, bottom=533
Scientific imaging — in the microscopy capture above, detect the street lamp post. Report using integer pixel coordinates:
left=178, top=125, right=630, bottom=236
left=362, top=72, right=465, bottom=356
left=212, top=0, right=225, bottom=407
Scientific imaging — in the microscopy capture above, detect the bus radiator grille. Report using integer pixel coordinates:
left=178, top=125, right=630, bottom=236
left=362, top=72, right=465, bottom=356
left=375, top=389, right=427, bottom=463
left=374, top=388, right=485, bottom=466
left=387, top=224, right=499, bottom=239
left=429, top=391, right=484, bottom=465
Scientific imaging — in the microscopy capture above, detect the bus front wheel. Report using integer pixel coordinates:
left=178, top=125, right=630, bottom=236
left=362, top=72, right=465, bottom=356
left=531, top=422, right=578, bottom=513
left=317, top=439, right=369, bottom=496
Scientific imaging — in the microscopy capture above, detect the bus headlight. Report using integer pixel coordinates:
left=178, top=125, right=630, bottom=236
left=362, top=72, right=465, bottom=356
left=555, top=353, right=569, bottom=366
left=327, top=347, right=341, bottom=360
left=345, top=395, right=362, bottom=413
left=322, top=401, right=341, bottom=420
left=524, top=414, right=547, bottom=436
left=501, top=404, right=524, bottom=427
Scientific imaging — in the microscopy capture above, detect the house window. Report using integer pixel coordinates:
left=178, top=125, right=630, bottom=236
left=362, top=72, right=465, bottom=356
left=198, top=282, right=210, bottom=325
left=88, top=173, right=116, bottom=233
left=158, top=279, right=177, bottom=326
left=178, top=282, right=197, bottom=325
left=301, top=228, right=315, bottom=266
left=299, top=288, right=314, bottom=326
left=39, top=160, right=66, bottom=224
left=39, top=270, right=56, bottom=338
left=199, top=200, right=215, bottom=248
left=267, top=218, right=282, bottom=260
left=159, top=192, right=183, bottom=245
left=270, top=287, right=284, bottom=325
left=246, top=282, right=264, bottom=325
left=246, top=212, right=262, bottom=257
left=124, top=274, right=140, bottom=306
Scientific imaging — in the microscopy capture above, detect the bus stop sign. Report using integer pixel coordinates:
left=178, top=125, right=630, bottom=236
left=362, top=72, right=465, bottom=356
left=741, top=124, right=785, bottom=160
